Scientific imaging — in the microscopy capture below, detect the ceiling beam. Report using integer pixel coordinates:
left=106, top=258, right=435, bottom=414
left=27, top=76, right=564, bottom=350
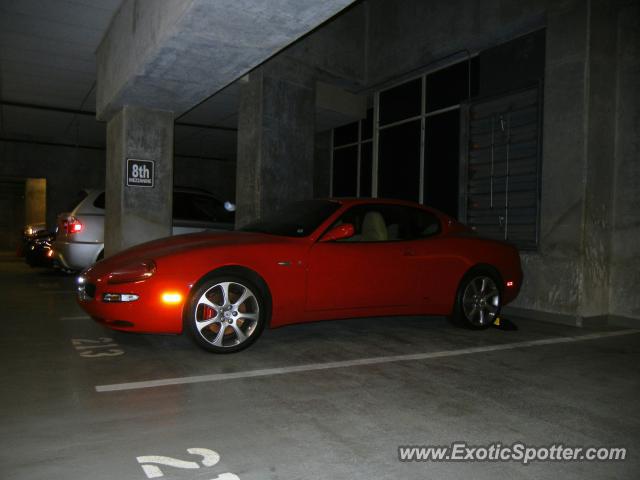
left=0, top=101, right=238, bottom=131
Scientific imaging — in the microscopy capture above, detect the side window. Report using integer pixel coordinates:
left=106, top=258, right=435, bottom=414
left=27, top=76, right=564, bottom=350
left=407, top=208, right=441, bottom=238
left=332, top=205, right=440, bottom=242
left=173, top=193, right=235, bottom=223
left=172, top=192, right=195, bottom=221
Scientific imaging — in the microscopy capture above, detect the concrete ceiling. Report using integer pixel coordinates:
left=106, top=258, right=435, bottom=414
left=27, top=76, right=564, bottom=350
left=0, top=0, right=357, bottom=163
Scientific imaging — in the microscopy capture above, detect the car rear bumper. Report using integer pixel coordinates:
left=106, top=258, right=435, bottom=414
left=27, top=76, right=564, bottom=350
left=53, top=240, right=102, bottom=271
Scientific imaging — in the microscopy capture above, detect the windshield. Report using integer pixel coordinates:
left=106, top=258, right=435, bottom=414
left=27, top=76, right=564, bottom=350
left=241, top=200, right=341, bottom=237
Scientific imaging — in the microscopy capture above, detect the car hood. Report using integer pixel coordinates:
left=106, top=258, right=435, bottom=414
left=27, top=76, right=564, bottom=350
left=83, top=230, right=297, bottom=278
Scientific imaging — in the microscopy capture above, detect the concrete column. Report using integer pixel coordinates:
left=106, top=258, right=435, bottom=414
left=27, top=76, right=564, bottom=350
left=235, top=59, right=316, bottom=227
left=609, top=1, right=640, bottom=325
left=104, top=106, right=174, bottom=257
left=24, top=178, right=46, bottom=225
left=508, top=0, right=634, bottom=326
left=579, top=0, right=619, bottom=319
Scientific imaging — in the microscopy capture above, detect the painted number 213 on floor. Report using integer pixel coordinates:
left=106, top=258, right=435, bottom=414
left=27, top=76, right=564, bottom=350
left=136, top=448, right=239, bottom=479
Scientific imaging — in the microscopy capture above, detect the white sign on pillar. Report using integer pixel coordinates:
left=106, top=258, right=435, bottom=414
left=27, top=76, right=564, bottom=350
left=126, top=159, right=155, bottom=187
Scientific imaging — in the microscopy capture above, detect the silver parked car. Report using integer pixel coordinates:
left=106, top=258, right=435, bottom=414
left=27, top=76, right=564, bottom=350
left=53, top=187, right=235, bottom=271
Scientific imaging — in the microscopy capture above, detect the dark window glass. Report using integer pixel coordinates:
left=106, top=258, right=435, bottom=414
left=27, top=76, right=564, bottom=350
left=93, top=192, right=105, bottom=209
left=378, top=120, right=421, bottom=201
left=332, top=204, right=440, bottom=242
left=241, top=200, right=341, bottom=237
left=332, top=146, right=358, bottom=197
left=424, top=110, right=460, bottom=218
left=426, top=61, right=470, bottom=113
left=361, top=108, right=374, bottom=140
left=173, top=193, right=233, bottom=223
left=379, top=78, right=422, bottom=125
left=360, top=142, right=373, bottom=197
left=407, top=207, right=442, bottom=238
left=333, top=121, right=359, bottom=147
left=173, top=192, right=196, bottom=220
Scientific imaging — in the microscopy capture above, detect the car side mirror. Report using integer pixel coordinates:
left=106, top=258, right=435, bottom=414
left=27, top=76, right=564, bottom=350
left=320, top=223, right=355, bottom=242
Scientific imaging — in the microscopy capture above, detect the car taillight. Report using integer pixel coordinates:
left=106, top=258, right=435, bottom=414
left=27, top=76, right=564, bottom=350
left=64, top=217, right=83, bottom=234
left=107, top=260, right=156, bottom=284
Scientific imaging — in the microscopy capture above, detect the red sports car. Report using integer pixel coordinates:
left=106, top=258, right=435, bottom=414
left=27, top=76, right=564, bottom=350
left=77, top=199, right=522, bottom=353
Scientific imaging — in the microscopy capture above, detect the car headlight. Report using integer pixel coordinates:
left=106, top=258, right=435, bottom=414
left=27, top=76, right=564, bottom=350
left=107, top=260, right=156, bottom=284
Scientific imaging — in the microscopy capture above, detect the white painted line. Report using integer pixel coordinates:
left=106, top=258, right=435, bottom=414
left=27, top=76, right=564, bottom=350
left=60, top=315, right=90, bottom=320
left=95, top=329, right=640, bottom=393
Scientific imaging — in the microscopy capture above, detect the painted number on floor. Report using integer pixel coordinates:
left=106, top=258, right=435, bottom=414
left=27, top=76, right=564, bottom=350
left=136, top=448, right=239, bottom=479
left=71, top=337, right=124, bottom=357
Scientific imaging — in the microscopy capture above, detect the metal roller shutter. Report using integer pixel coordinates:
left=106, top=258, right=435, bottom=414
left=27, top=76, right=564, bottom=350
left=463, top=86, right=542, bottom=250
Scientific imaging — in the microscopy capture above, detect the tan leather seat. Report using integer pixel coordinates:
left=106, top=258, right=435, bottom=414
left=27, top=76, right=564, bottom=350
left=361, top=211, right=388, bottom=241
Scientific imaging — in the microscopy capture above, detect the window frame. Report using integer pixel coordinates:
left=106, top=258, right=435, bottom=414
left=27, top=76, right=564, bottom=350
left=330, top=112, right=374, bottom=198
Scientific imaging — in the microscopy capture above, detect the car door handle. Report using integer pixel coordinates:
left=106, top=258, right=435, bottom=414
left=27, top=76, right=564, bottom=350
left=403, top=249, right=417, bottom=256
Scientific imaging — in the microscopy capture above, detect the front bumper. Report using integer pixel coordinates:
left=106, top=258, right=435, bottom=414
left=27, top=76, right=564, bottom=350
left=76, top=274, right=189, bottom=334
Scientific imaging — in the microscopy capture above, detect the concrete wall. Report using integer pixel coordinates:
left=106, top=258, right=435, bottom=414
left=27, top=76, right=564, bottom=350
left=366, top=0, right=546, bottom=87
left=174, top=156, right=236, bottom=203
left=285, top=2, right=367, bottom=88
left=0, top=141, right=105, bottom=229
left=609, top=1, right=640, bottom=323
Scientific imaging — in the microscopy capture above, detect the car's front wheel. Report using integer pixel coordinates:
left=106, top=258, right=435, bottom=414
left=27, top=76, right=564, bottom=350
left=451, top=269, right=502, bottom=329
left=186, top=276, right=266, bottom=353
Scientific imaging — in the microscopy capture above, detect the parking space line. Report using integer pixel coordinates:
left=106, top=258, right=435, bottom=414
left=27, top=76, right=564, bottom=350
left=95, top=329, right=640, bottom=393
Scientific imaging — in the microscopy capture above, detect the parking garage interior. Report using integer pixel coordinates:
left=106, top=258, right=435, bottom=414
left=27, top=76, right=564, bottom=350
left=1, top=0, right=639, bottom=479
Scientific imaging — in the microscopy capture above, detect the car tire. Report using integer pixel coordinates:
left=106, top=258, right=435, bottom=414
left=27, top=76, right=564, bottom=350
left=450, top=268, right=502, bottom=330
left=186, top=274, right=267, bottom=353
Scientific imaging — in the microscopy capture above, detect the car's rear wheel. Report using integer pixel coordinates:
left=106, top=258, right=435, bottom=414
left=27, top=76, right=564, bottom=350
left=186, top=275, right=266, bottom=353
left=451, top=269, right=501, bottom=329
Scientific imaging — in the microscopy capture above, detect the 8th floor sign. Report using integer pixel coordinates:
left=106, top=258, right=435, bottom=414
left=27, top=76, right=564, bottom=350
left=127, top=159, right=154, bottom=187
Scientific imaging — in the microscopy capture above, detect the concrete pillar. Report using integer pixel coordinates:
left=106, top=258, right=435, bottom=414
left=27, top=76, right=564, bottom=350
left=235, top=59, right=316, bottom=227
left=24, top=178, right=46, bottom=226
left=609, top=1, right=640, bottom=325
left=579, top=0, right=618, bottom=319
left=509, top=0, right=633, bottom=326
left=104, top=106, right=174, bottom=257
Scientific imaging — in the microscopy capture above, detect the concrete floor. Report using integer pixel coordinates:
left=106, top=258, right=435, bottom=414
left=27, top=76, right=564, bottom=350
left=1, top=251, right=639, bottom=480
